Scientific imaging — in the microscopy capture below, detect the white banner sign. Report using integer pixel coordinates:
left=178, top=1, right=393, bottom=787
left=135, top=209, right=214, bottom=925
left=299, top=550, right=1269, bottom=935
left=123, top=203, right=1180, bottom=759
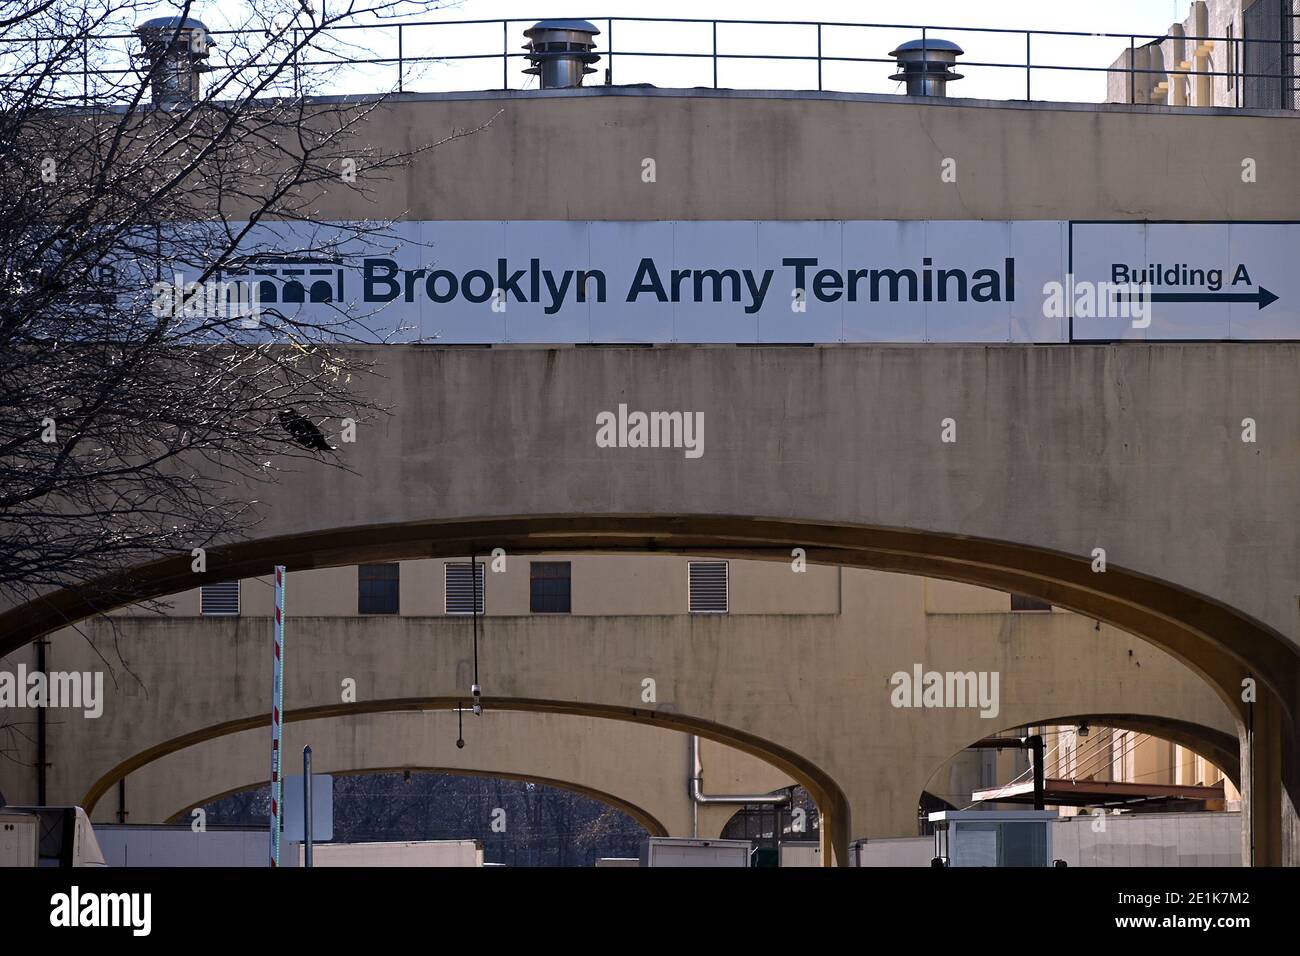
left=202, top=220, right=1297, bottom=344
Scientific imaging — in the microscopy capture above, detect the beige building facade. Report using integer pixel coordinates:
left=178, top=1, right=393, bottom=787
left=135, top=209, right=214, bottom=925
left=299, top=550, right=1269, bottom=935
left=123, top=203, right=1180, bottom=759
left=133, top=556, right=1241, bottom=813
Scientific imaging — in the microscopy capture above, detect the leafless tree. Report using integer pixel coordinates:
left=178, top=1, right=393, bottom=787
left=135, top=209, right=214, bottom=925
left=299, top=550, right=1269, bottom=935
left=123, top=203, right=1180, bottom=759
left=0, top=0, right=484, bottom=620
left=0, top=1, right=498, bottom=773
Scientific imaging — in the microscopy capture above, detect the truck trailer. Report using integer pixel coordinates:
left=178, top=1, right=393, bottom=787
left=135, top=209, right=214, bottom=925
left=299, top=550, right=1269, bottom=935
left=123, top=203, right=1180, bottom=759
left=639, top=838, right=752, bottom=867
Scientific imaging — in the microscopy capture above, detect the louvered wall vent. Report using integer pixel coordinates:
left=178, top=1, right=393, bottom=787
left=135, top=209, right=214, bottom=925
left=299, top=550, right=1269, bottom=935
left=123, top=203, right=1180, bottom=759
left=445, top=562, right=485, bottom=615
left=688, top=561, right=729, bottom=614
left=200, top=580, right=240, bottom=615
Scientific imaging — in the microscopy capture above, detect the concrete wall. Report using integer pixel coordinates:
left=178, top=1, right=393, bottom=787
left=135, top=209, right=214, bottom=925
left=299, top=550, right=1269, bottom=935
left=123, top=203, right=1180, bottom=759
left=298, top=89, right=1300, bottom=222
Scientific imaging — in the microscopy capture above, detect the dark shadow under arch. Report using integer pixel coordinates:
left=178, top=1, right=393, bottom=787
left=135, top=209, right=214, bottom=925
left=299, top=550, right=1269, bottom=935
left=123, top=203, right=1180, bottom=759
left=165, top=766, right=670, bottom=840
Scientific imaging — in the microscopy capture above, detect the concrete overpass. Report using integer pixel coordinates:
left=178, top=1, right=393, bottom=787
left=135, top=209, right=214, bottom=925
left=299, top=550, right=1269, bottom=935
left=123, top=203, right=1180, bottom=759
left=2, top=92, right=1297, bottom=863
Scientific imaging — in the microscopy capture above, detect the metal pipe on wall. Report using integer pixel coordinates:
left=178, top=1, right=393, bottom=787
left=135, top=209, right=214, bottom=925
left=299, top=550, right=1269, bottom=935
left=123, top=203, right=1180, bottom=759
left=689, top=733, right=790, bottom=839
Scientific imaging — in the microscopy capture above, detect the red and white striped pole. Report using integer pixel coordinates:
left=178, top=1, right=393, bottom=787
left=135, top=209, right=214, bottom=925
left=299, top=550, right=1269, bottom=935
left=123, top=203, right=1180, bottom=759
left=269, top=565, right=286, bottom=867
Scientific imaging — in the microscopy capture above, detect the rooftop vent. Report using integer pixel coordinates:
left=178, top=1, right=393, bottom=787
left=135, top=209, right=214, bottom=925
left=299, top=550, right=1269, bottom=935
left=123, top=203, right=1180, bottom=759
left=136, top=16, right=212, bottom=106
left=889, top=38, right=964, bottom=96
left=522, top=19, right=601, bottom=89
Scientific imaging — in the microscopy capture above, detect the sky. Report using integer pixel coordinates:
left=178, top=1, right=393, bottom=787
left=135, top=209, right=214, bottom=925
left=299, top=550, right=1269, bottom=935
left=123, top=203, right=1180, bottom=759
left=150, top=1, right=1199, bottom=103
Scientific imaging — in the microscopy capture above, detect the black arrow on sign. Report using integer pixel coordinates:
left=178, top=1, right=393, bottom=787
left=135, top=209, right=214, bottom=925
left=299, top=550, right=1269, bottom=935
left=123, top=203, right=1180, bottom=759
left=1116, top=287, right=1279, bottom=310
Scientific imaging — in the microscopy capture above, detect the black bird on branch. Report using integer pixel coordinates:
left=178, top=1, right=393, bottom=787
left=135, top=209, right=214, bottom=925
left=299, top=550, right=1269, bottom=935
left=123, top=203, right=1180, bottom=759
left=278, top=409, right=332, bottom=451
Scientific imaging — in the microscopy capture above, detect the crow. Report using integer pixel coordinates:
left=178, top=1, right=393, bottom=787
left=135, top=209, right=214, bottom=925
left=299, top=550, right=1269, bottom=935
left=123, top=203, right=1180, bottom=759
left=278, top=409, right=331, bottom=451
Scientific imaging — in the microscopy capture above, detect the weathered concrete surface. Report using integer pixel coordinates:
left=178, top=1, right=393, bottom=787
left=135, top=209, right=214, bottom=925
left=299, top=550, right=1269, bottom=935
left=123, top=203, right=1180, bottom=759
left=310, top=90, right=1300, bottom=222
left=8, top=344, right=1295, bottom=678
left=105, top=710, right=791, bottom=840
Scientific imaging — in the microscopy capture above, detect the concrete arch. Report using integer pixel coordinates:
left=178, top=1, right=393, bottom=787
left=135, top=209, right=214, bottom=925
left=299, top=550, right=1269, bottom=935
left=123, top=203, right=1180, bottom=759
left=95, top=709, right=795, bottom=841
left=80, top=698, right=839, bottom=858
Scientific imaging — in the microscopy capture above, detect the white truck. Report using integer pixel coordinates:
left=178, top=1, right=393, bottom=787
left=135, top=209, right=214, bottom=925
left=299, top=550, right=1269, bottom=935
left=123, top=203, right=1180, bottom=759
left=639, top=838, right=752, bottom=867
left=0, top=806, right=106, bottom=867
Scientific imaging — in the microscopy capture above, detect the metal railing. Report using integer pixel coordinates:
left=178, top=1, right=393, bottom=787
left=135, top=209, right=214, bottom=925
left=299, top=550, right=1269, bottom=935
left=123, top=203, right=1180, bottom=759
left=7, top=14, right=1299, bottom=108
left=366, top=14, right=1300, bottom=108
